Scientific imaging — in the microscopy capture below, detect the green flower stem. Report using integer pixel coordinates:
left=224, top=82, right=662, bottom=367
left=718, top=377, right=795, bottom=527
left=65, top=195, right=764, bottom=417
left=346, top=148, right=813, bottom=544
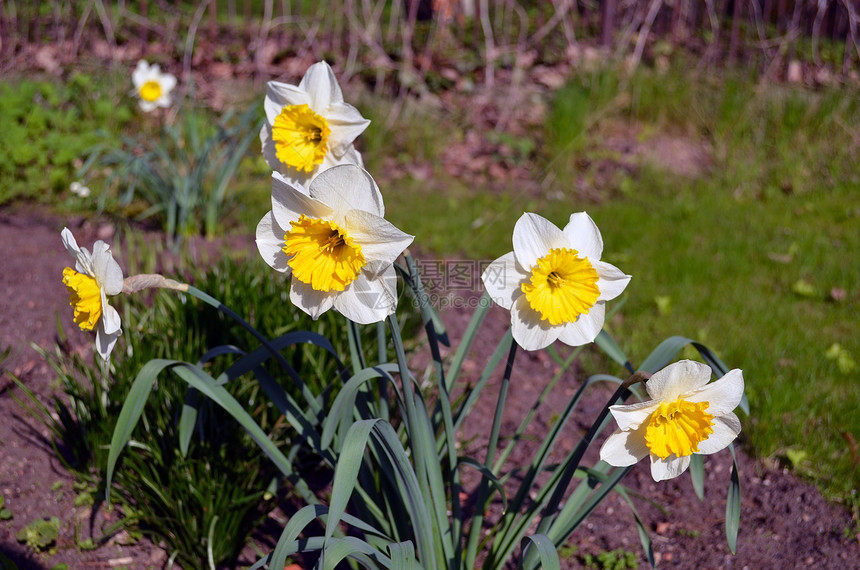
left=402, top=252, right=465, bottom=566
left=386, top=313, right=440, bottom=567
left=464, top=339, right=518, bottom=569
left=375, top=321, right=390, bottom=421
left=536, top=371, right=650, bottom=535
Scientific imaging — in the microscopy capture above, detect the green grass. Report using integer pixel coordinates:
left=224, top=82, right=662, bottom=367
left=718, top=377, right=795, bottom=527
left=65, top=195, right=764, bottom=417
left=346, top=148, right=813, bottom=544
left=382, top=63, right=860, bottom=502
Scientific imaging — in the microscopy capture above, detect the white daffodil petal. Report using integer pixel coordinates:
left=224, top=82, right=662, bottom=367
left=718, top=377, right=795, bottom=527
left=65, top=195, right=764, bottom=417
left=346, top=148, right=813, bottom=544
left=290, top=279, right=335, bottom=320
left=264, top=81, right=311, bottom=122
left=645, top=359, right=712, bottom=401
left=96, top=304, right=122, bottom=361
left=594, top=260, right=631, bottom=301
left=600, top=426, right=651, bottom=466
left=132, top=61, right=148, bottom=87
left=101, top=300, right=122, bottom=335
left=697, top=413, right=742, bottom=455
left=271, top=173, right=332, bottom=227
left=91, top=242, right=124, bottom=296
left=325, top=102, right=371, bottom=156
left=255, top=211, right=291, bottom=273
left=685, top=369, right=745, bottom=416
left=259, top=124, right=289, bottom=175
left=557, top=303, right=605, bottom=347
left=512, top=213, right=568, bottom=269
left=61, top=227, right=82, bottom=260
left=650, top=454, right=691, bottom=481
left=160, top=73, right=177, bottom=93
left=482, top=252, right=525, bottom=311
left=334, top=271, right=397, bottom=324
left=299, top=61, right=343, bottom=109
left=344, top=209, right=413, bottom=276
left=562, top=212, right=604, bottom=260
left=511, top=295, right=559, bottom=350
left=608, top=400, right=662, bottom=431
left=331, top=144, right=364, bottom=168
left=310, top=165, right=384, bottom=218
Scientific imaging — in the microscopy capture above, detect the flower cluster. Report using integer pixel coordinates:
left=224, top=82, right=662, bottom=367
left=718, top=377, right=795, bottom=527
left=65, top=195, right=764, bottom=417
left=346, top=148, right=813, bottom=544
left=62, top=59, right=744, bottom=489
left=254, top=62, right=413, bottom=324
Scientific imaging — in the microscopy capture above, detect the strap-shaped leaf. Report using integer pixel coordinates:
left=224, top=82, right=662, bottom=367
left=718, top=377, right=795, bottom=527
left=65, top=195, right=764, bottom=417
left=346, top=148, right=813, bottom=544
left=106, top=358, right=178, bottom=498
left=321, top=536, right=392, bottom=570
left=614, top=485, right=656, bottom=568
left=690, top=453, right=705, bottom=501
left=594, top=329, right=633, bottom=373
left=389, top=541, right=424, bottom=570
left=519, top=534, right=560, bottom=570
left=726, top=444, right=742, bottom=554
left=321, top=364, right=401, bottom=450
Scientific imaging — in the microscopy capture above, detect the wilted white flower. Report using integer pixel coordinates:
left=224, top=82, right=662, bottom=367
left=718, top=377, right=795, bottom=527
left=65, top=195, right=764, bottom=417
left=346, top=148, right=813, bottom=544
left=61, top=228, right=123, bottom=360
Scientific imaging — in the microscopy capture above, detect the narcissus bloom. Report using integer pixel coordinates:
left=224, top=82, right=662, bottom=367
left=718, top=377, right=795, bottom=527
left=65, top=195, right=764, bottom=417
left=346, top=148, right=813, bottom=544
left=599, top=360, right=744, bottom=482
left=61, top=228, right=123, bottom=361
left=261, top=61, right=369, bottom=183
left=132, top=60, right=176, bottom=112
left=256, top=165, right=413, bottom=324
left=482, top=212, right=631, bottom=350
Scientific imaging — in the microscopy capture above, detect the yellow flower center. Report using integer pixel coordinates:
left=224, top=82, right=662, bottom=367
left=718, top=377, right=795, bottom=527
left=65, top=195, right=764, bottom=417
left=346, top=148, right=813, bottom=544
left=644, top=398, right=715, bottom=459
left=62, top=267, right=102, bottom=331
left=272, top=104, right=331, bottom=173
left=283, top=215, right=366, bottom=292
left=520, top=248, right=600, bottom=325
left=139, top=80, right=163, bottom=102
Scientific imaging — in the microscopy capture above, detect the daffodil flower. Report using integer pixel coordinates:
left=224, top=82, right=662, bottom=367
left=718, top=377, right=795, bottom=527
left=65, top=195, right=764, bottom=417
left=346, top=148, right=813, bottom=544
left=599, top=360, right=744, bottom=482
left=481, top=212, right=631, bottom=350
left=132, top=60, right=177, bottom=112
left=260, top=61, right=370, bottom=183
left=255, top=165, right=413, bottom=324
left=61, top=228, right=124, bottom=361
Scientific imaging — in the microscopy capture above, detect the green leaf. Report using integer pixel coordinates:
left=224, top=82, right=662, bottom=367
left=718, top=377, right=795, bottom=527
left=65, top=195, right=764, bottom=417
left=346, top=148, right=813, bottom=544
left=519, top=534, right=560, bottom=570
left=726, top=445, right=742, bottom=554
left=106, top=359, right=176, bottom=499
left=594, top=329, right=631, bottom=372
left=690, top=453, right=705, bottom=501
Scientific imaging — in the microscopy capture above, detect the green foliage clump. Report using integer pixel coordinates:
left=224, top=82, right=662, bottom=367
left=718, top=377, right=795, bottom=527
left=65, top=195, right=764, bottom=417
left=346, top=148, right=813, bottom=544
left=0, top=494, right=12, bottom=520
left=0, top=74, right=133, bottom=204
left=583, top=548, right=639, bottom=570
left=16, top=517, right=60, bottom=552
left=20, top=254, right=353, bottom=569
left=83, top=103, right=263, bottom=243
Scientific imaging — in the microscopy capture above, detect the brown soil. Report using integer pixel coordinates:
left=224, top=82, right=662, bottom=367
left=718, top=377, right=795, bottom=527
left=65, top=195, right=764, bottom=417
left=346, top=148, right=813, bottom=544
left=1, top=204, right=859, bottom=569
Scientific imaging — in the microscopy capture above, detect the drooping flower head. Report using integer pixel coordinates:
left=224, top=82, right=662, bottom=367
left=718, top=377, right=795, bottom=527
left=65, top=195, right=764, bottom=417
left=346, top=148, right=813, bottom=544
left=481, top=212, right=631, bottom=351
left=261, top=61, right=370, bottom=184
left=599, top=360, right=744, bottom=481
left=132, top=60, right=177, bottom=112
left=256, top=165, right=413, bottom=324
left=61, top=228, right=124, bottom=361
